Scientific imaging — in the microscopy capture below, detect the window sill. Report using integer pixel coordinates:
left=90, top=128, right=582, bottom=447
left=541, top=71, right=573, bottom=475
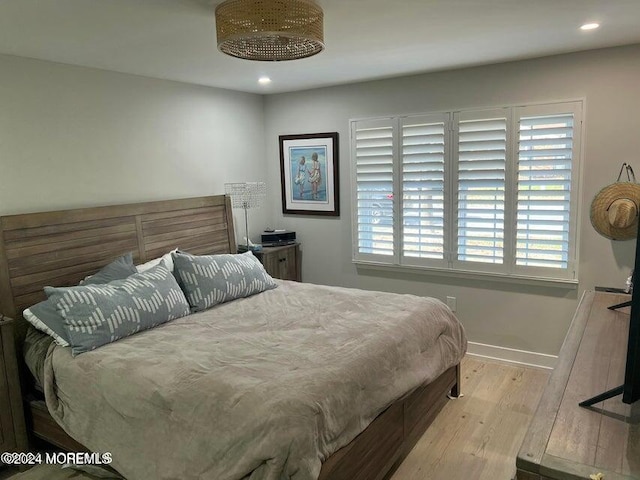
left=353, top=260, right=579, bottom=289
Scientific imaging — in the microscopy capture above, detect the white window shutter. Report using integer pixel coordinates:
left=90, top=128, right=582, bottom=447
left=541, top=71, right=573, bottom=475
left=352, top=119, right=395, bottom=259
left=401, top=115, right=447, bottom=262
left=455, top=111, right=508, bottom=265
left=350, top=101, right=582, bottom=282
left=516, top=110, right=576, bottom=271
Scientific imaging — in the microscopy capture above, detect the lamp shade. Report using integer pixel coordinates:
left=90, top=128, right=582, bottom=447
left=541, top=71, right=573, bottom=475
left=215, top=0, right=324, bottom=61
left=225, top=182, right=266, bottom=209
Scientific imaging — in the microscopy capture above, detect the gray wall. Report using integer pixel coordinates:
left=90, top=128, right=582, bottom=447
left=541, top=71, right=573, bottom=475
left=2, top=45, right=639, bottom=358
left=264, top=44, right=640, bottom=357
left=0, top=54, right=267, bottom=240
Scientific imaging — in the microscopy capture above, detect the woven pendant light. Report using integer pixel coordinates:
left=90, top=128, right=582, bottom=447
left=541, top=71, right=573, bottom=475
left=215, top=0, right=324, bottom=61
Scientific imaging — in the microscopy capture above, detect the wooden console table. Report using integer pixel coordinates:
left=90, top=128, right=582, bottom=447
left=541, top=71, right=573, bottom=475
left=516, top=291, right=639, bottom=480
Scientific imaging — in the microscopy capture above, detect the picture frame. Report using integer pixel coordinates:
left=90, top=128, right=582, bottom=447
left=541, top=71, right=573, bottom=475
left=279, top=132, right=340, bottom=216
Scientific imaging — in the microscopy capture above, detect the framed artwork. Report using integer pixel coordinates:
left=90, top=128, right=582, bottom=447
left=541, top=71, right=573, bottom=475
left=279, top=132, right=339, bottom=216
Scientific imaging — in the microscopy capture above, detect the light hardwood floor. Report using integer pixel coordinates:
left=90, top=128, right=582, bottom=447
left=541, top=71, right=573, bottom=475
left=0, top=357, right=549, bottom=480
left=390, top=356, right=550, bottom=480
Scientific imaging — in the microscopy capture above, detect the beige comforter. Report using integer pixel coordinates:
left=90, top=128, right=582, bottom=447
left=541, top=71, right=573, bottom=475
left=42, top=280, right=466, bottom=480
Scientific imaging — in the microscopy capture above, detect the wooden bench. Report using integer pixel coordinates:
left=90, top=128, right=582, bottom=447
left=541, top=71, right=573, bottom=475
left=516, top=291, right=639, bottom=480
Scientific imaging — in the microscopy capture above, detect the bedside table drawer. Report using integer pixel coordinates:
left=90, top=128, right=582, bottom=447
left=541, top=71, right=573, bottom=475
left=255, top=244, right=301, bottom=282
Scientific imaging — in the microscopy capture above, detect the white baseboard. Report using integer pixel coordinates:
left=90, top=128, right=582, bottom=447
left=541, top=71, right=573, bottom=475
left=467, top=341, right=557, bottom=370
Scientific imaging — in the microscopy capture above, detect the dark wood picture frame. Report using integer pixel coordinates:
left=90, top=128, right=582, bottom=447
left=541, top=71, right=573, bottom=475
left=279, top=132, right=339, bottom=216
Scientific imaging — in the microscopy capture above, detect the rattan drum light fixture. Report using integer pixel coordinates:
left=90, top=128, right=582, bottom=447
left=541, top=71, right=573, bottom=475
left=215, top=0, right=324, bottom=61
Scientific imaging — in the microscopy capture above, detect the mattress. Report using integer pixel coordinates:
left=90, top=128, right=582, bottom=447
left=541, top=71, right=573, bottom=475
left=40, top=280, right=466, bottom=480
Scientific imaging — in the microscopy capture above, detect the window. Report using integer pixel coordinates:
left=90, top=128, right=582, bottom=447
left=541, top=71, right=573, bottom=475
left=351, top=101, right=582, bottom=282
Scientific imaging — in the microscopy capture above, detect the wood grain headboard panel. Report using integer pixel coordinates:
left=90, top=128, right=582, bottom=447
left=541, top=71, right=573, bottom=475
left=0, top=195, right=236, bottom=350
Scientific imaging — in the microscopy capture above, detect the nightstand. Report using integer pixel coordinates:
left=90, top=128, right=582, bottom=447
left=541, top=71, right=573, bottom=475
left=0, top=316, right=28, bottom=460
left=253, top=243, right=301, bottom=282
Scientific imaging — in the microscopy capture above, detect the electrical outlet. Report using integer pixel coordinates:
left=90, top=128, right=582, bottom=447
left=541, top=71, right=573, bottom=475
left=446, top=296, right=457, bottom=312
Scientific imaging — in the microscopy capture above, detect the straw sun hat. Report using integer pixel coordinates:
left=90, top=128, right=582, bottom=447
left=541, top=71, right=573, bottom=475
left=590, top=181, right=640, bottom=240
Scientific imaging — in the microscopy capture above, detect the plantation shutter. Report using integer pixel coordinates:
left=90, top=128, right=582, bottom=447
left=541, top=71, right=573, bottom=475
left=353, top=118, right=395, bottom=260
left=455, top=110, right=508, bottom=265
left=515, top=104, right=580, bottom=275
left=351, top=101, right=581, bottom=282
left=401, top=114, right=447, bottom=263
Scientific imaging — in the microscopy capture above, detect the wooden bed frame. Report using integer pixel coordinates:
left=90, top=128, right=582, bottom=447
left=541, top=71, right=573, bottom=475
left=0, top=195, right=460, bottom=480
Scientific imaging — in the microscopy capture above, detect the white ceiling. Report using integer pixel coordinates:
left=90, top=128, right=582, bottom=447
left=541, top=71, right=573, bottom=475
left=1, top=0, right=639, bottom=95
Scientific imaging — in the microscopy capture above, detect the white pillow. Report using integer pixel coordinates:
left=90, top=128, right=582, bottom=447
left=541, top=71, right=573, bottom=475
left=136, top=249, right=177, bottom=273
left=23, top=307, right=70, bottom=347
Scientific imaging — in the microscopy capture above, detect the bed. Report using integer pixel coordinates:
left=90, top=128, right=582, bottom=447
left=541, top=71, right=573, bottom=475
left=0, top=195, right=466, bottom=480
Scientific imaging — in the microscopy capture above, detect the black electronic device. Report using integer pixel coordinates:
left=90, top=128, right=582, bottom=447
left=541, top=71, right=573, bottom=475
left=261, top=230, right=296, bottom=247
left=580, top=222, right=640, bottom=406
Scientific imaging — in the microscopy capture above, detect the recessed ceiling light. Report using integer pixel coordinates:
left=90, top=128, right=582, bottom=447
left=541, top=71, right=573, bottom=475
left=580, top=23, right=600, bottom=31
left=258, top=76, right=272, bottom=85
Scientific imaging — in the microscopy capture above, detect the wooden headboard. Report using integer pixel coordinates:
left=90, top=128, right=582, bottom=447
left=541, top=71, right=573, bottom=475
left=0, top=195, right=236, bottom=350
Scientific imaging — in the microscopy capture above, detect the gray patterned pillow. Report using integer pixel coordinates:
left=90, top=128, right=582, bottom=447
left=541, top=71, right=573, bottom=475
left=24, top=252, right=138, bottom=347
left=82, top=252, right=137, bottom=285
left=45, top=264, right=190, bottom=356
left=172, top=251, right=277, bottom=312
